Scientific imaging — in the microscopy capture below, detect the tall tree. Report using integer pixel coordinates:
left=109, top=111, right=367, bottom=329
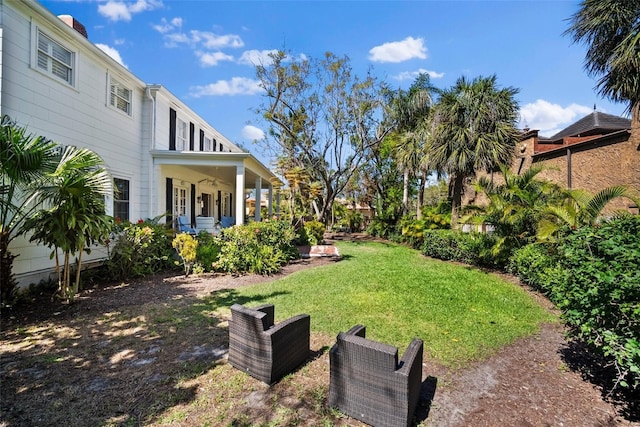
left=388, top=73, right=437, bottom=217
left=565, top=0, right=640, bottom=120
left=431, top=75, right=520, bottom=228
left=255, top=51, right=393, bottom=224
left=0, top=116, right=59, bottom=305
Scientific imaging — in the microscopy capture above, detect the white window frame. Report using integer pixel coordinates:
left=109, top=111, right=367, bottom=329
left=203, top=136, right=213, bottom=152
left=109, top=76, right=132, bottom=116
left=176, top=118, right=188, bottom=151
left=35, top=29, right=76, bottom=86
left=113, top=177, right=131, bottom=222
left=174, top=186, right=188, bottom=217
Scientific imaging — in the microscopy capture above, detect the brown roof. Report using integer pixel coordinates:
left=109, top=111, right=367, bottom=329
left=550, top=111, right=631, bottom=140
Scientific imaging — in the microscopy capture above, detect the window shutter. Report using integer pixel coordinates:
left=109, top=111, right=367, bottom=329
left=166, top=177, right=173, bottom=227
left=169, top=108, right=176, bottom=150
left=191, top=184, right=197, bottom=225
left=217, top=190, right=222, bottom=219
left=189, top=122, right=195, bottom=151
left=230, top=193, right=233, bottom=218
left=213, top=138, right=217, bottom=151
left=199, top=129, right=204, bottom=151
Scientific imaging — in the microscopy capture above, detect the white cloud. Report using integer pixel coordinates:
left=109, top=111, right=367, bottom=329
left=190, top=30, right=244, bottom=49
left=519, top=99, right=593, bottom=137
left=95, top=43, right=127, bottom=68
left=98, top=0, right=163, bottom=22
left=189, top=77, right=264, bottom=97
left=153, top=17, right=182, bottom=34
left=238, top=49, right=280, bottom=66
left=242, top=125, right=265, bottom=141
left=369, top=36, right=427, bottom=63
left=394, top=68, right=444, bottom=81
left=196, top=51, right=234, bottom=67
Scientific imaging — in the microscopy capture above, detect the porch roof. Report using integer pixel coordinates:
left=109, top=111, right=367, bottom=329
left=151, top=150, right=283, bottom=190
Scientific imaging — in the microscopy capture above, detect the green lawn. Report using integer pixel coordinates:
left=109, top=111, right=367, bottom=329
left=208, top=240, right=557, bottom=367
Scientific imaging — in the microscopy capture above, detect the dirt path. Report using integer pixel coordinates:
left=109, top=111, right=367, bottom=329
left=1, top=244, right=638, bottom=426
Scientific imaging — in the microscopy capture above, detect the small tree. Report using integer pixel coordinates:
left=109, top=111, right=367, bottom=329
left=25, top=146, right=113, bottom=303
left=172, top=233, right=198, bottom=277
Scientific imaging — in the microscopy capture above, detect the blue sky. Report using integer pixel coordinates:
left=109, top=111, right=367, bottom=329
left=40, top=0, right=630, bottom=165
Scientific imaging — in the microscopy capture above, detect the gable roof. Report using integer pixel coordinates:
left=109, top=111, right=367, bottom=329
left=550, top=111, right=631, bottom=140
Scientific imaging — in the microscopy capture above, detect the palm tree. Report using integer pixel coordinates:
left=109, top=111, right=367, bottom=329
left=565, top=0, right=640, bottom=120
left=431, top=75, right=520, bottom=228
left=389, top=73, right=436, bottom=217
left=537, top=185, right=640, bottom=241
left=25, top=146, right=114, bottom=302
left=0, top=116, right=59, bottom=305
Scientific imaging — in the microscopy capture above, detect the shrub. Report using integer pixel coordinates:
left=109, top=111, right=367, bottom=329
left=553, top=215, right=640, bottom=390
left=196, top=231, right=221, bottom=273
left=420, top=229, right=499, bottom=267
left=214, top=220, right=298, bottom=275
left=107, top=222, right=174, bottom=279
left=172, top=233, right=198, bottom=276
left=301, top=220, right=325, bottom=245
left=507, top=243, right=564, bottom=294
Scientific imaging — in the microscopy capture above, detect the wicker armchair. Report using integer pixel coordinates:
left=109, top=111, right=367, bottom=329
left=328, top=325, right=424, bottom=427
left=228, top=303, right=310, bottom=384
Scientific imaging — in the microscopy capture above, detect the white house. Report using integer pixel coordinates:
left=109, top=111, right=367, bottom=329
left=0, top=0, right=282, bottom=286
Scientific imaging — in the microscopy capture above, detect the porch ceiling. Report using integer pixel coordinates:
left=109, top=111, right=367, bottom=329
left=151, top=150, right=283, bottom=189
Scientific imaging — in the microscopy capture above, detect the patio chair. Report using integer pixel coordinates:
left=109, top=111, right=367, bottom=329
left=177, top=215, right=197, bottom=234
left=195, top=216, right=218, bottom=234
left=228, top=303, right=310, bottom=384
left=328, top=325, right=423, bottom=427
left=220, top=216, right=235, bottom=228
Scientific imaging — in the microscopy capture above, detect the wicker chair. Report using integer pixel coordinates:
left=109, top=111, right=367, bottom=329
left=328, top=325, right=424, bottom=427
left=228, top=303, right=310, bottom=384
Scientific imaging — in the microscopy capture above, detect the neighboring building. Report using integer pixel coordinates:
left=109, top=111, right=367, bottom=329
left=464, top=110, right=640, bottom=214
left=1, top=0, right=282, bottom=285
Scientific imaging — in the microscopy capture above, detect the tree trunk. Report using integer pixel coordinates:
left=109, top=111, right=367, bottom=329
left=402, top=168, right=409, bottom=216
left=450, top=174, right=465, bottom=229
left=417, top=171, right=427, bottom=220
left=72, top=251, right=83, bottom=301
left=0, top=231, right=17, bottom=306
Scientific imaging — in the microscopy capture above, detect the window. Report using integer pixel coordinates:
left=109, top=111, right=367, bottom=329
left=113, top=178, right=130, bottom=222
left=37, top=30, right=74, bottom=85
left=176, top=119, right=188, bottom=150
left=110, top=77, right=132, bottom=115
left=203, top=136, right=213, bottom=152
left=174, top=186, right=187, bottom=216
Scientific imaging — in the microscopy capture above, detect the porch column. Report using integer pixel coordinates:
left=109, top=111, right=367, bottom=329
left=255, top=176, right=262, bottom=222
left=235, top=165, right=245, bottom=226
left=267, top=184, right=273, bottom=218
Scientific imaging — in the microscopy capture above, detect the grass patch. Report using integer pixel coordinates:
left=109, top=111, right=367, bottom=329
left=211, top=241, right=557, bottom=366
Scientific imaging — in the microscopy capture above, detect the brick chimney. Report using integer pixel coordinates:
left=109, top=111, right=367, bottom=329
left=58, top=15, right=88, bottom=39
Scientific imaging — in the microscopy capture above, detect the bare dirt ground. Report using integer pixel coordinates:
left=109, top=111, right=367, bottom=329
left=1, top=237, right=639, bottom=426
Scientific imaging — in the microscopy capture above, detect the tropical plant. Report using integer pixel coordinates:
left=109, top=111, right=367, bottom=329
left=467, top=165, right=563, bottom=262
left=107, top=221, right=174, bottom=279
left=25, top=146, right=114, bottom=302
left=565, top=0, right=640, bottom=119
left=431, top=75, right=520, bottom=228
left=0, top=116, right=60, bottom=305
left=388, top=73, right=437, bottom=217
left=537, top=185, right=640, bottom=240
